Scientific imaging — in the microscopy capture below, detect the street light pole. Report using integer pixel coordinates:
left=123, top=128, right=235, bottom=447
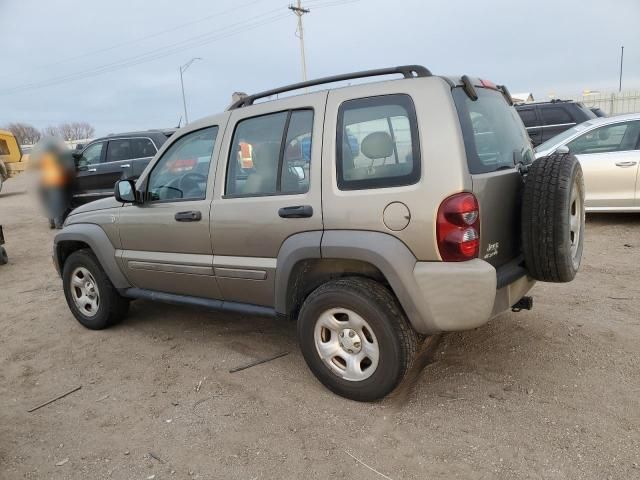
left=179, top=57, right=202, bottom=125
left=618, top=46, right=624, bottom=93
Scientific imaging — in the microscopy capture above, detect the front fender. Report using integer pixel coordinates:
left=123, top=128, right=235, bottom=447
left=53, top=223, right=130, bottom=289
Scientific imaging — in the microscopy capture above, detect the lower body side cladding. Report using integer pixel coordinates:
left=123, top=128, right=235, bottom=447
left=320, top=230, right=534, bottom=335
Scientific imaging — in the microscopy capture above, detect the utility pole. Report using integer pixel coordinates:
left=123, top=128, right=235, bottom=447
left=289, top=1, right=309, bottom=82
left=618, top=45, right=624, bottom=93
left=179, top=57, right=202, bottom=125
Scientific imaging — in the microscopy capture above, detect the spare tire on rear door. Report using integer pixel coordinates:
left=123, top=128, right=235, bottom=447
left=521, top=152, right=585, bottom=282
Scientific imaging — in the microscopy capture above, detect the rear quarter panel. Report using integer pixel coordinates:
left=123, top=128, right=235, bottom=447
left=322, top=77, right=470, bottom=261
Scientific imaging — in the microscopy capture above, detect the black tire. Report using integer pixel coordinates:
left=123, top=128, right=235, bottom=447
left=62, top=249, right=129, bottom=330
left=0, top=246, right=8, bottom=265
left=297, top=277, right=418, bottom=402
left=521, top=152, right=585, bottom=282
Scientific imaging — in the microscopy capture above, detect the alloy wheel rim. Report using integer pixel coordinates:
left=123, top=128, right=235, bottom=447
left=314, top=308, right=379, bottom=381
left=70, top=267, right=100, bottom=317
left=569, top=179, right=584, bottom=268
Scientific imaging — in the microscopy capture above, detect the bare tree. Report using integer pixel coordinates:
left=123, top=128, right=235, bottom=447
left=57, top=122, right=95, bottom=141
left=73, top=121, right=95, bottom=140
left=57, top=123, right=74, bottom=141
left=4, top=122, right=41, bottom=145
left=42, top=125, right=61, bottom=138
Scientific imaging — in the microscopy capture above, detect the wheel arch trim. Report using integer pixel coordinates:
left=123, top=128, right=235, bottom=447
left=53, top=224, right=131, bottom=289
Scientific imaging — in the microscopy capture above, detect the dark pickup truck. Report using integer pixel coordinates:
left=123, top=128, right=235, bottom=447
left=72, top=129, right=174, bottom=206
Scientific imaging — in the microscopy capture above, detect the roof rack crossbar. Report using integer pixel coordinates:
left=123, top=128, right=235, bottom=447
left=227, top=65, right=432, bottom=110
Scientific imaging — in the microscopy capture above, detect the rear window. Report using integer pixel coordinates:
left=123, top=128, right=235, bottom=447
left=453, top=87, right=534, bottom=174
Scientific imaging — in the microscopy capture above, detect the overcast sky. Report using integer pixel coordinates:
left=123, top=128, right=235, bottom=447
left=1, top=0, right=639, bottom=136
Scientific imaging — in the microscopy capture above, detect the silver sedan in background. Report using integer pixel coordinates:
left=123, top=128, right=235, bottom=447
left=535, top=112, right=640, bottom=212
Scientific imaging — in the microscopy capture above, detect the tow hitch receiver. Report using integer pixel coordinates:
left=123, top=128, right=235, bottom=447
left=512, top=296, right=533, bottom=312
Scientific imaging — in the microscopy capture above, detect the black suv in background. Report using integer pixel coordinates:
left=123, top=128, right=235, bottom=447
left=515, top=100, right=596, bottom=146
left=72, top=129, right=174, bottom=206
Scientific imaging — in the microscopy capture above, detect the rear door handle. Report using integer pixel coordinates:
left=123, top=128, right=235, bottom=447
left=278, top=205, right=313, bottom=218
left=615, top=161, right=637, bottom=167
left=120, top=164, right=131, bottom=168
left=175, top=210, right=202, bottom=222
left=88, top=168, right=97, bottom=172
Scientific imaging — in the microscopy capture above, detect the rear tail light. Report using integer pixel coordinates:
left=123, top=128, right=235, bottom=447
left=437, top=192, right=480, bottom=261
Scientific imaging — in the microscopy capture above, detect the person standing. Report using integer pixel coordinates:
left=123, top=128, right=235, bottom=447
left=33, top=137, right=76, bottom=229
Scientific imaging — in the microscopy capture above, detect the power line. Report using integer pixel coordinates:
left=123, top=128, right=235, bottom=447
left=0, top=0, right=269, bottom=80
left=0, top=0, right=360, bottom=96
left=0, top=10, right=289, bottom=95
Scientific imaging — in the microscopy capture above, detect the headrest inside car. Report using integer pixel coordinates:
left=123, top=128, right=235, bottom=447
left=361, top=131, right=394, bottom=159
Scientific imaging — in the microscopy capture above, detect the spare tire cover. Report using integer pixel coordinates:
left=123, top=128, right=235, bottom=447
left=521, top=152, right=585, bottom=282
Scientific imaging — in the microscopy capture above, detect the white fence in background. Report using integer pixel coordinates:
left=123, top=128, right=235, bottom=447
left=569, top=90, right=640, bottom=115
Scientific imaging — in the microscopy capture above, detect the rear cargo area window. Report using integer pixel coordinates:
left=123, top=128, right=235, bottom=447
left=336, top=94, right=420, bottom=190
left=453, top=88, right=534, bottom=174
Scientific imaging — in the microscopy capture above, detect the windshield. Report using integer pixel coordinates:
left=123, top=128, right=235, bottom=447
left=535, top=120, right=595, bottom=152
left=453, top=87, right=534, bottom=174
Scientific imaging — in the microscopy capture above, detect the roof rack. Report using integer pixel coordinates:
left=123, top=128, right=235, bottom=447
left=227, top=65, right=432, bottom=110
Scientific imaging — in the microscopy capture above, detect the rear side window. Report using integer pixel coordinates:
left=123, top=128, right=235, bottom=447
left=517, top=108, right=539, bottom=127
left=131, top=138, right=157, bottom=158
left=540, top=106, right=573, bottom=125
left=225, top=109, right=314, bottom=196
left=453, top=87, right=534, bottom=174
left=106, top=139, right=133, bottom=162
left=337, top=94, right=420, bottom=190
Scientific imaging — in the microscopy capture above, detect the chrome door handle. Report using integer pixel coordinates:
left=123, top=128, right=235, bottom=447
left=88, top=168, right=97, bottom=172
left=615, top=161, right=637, bottom=167
left=121, top=164, right=131, bottom=168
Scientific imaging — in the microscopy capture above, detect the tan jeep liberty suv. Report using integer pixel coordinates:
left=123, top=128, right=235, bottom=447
left=53, top=65, right=585, bottom=401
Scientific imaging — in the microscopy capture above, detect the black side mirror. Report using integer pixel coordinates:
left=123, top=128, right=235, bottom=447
left=114, top=179, right=138, bottom=203
left=72, top=151, right=83, bottom=160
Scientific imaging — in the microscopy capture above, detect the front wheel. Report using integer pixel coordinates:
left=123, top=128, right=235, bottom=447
left=297, top=278, right=418, bottom=402
left=62, top=249, right=129, bottom=329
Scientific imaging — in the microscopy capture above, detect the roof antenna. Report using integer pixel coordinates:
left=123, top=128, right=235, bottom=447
left=176, top=115, right=183, bottom=128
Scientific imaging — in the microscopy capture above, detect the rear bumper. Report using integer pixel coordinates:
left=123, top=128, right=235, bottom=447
left=410, top=258, right=535, bottom=334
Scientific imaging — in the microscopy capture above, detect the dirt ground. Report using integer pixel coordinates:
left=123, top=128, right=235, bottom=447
left=0, top=172, right=638, bottom=480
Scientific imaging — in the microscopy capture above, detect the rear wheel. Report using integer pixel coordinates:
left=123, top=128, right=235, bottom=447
left=521, top=152, right=585, bottom=282
left=297, top=277, right=418, bottom=401
left=0, top=246, right=8, bottom=265
left=62, top=249, right=129, bottom=329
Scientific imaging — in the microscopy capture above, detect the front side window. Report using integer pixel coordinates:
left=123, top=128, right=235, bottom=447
left=226, top=109, right=314, bottom=196
left=567, top=121, right=640, bottom=155
left=81, top=142, right=104, bottom=165
left=147, top=126, right=218, bottom=201
left=541, top=106, right=573, bottom=125
left=337, top=95, right=420, bottom=190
